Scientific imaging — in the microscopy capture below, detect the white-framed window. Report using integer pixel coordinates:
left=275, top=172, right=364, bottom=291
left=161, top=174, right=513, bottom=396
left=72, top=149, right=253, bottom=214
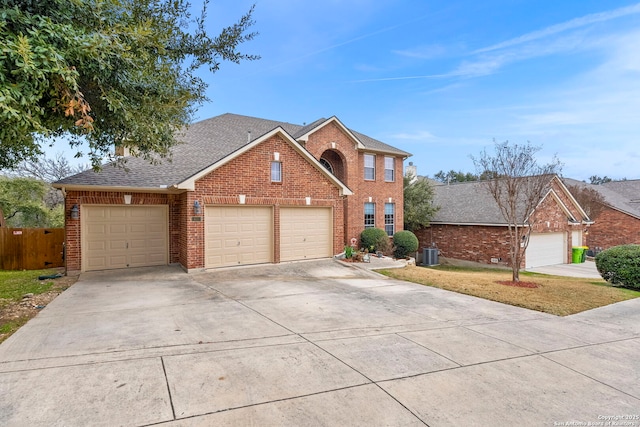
left=364, top=154, right=375, bottom=180
left=271, top=161, right=282, bottom=182
left=364, top=202, right=375, bottom=228
left=384, top=203, right=394, bottom=236
left=384, top=157, right=395, bottom=182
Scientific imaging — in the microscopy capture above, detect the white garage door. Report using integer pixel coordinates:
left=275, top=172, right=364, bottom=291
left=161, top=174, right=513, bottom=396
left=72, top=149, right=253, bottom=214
left=526, top=232, right=566, bottom=268
left=280, top=207, right=332, bottom=262
left=83, top=206, right=168, bottom=271
left=205, top=206, right=273, bottom=268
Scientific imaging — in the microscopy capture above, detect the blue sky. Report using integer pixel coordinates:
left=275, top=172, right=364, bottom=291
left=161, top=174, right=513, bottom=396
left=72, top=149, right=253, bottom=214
left=52, top=0, right=640, bottom=181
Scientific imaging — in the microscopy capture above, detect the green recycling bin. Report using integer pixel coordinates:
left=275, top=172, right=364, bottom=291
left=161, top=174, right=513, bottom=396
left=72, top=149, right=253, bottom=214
left=572, top=247, right=584, bottom=263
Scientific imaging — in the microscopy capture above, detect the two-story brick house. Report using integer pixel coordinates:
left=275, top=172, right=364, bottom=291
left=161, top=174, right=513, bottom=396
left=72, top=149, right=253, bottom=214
left=54, top=113, right=410, bottom=273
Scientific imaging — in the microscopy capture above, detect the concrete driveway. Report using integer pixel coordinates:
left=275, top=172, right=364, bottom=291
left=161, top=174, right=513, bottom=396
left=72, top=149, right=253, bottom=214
left=1, top=260, right=639, bottom=426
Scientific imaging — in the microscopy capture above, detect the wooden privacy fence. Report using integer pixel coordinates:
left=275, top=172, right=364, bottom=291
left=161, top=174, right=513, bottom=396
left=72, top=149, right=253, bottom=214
left=0, top=228, right=65, bottom=270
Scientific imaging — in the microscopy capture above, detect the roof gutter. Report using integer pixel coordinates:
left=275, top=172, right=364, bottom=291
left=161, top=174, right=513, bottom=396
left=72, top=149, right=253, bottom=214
left=51, top=183, right=184, bottom=194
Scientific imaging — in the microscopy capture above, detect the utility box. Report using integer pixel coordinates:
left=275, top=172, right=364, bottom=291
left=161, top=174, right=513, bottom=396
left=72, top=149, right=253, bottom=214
left=423, top=248, right=439, bottom=266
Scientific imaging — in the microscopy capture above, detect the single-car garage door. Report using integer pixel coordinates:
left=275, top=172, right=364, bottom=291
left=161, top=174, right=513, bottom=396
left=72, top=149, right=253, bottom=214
left=83, top=206, right=168, bottom=271
left=205, top=206, right=273, bottom=268
left=526, top=232, right=566, bottom=268
left=280, top=207, right=332, bottom=262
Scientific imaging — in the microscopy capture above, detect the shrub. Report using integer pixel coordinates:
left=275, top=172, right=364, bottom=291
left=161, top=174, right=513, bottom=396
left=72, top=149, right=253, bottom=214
left=344, top=245, right=353, bottom=259
left=360, top=228, right=390, bottom=254
left=392, top=230, right=419, bottom=259
left=595, top=244, right=640, bottom=289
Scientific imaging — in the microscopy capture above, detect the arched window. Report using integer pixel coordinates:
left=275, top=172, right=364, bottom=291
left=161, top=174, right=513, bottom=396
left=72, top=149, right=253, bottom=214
left=319, top=158, right=333, bottom=174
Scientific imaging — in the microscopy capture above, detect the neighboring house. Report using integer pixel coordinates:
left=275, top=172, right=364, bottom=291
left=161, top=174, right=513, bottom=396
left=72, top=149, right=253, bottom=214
left=563, top=178, right=640, bottom=252
left=53, top=113, right=410, bottom=273
left=413, top=175, right=592, bottom=268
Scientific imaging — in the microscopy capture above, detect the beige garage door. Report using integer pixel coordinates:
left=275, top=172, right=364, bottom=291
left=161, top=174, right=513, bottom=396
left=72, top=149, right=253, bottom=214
left=83, top=206, right=168, bottom=271
left=280, top=207, right=332, bottom=262
left=205, top=206, right=273, bottom=268
left=526, top=232, right=566, bottom=268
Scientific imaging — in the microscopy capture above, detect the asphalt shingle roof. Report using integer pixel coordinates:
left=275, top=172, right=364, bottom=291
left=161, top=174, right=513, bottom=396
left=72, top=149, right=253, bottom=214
left=430, top=180, right=509, bottom=224
left=55, top=113, right=410, bottom=189
left=429, top=176, right=568, bottom=225
left=563, top=178, right=640, bottom=219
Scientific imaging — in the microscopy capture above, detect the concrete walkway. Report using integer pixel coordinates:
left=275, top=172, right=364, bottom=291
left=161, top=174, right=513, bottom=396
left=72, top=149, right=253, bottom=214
left=0, top=260, right=638, bottom=426
left=527, top=259, right=602, bottom=278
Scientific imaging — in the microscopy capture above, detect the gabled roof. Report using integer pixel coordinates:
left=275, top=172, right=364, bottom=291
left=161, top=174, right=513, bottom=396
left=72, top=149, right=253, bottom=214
left=54, top=113, right=408, bottom=191
left=430, top=175, right=588, bottom=226
left=563, top=178, right=640, bottom=220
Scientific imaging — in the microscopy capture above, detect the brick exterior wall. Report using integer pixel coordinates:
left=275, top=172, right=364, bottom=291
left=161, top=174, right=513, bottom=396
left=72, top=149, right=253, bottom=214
left=63, top=191, right=170, bottom=273
left=64, top=123, right=405, bottom=272
left=415, top=179, right=586, bottom=267
left=186, top=133, right=345, bottom=270
left=303, top=121, right=405, bottom=245
left=586, top=208, right=640, bottom=251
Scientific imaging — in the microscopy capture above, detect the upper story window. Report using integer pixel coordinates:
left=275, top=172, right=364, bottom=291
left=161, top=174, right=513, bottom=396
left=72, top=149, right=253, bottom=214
left=364, top=154, right=375, bottom=180
left=384, top=157, right=395, bottom=182
left=364, top=202, right=375, bottom=228
left=271, top=161, right=282, bottom=183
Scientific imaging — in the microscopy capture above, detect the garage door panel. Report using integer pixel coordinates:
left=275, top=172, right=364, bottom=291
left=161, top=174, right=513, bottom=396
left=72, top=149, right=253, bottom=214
left=205, top=206, right=273, bottom=268
left=83, top=206, right=168, bottom=271
left=109, top=224, right=127, bottom=234
left=280, top=207, right=332, bottom=262
left=526, top=233, right=565, bottom=268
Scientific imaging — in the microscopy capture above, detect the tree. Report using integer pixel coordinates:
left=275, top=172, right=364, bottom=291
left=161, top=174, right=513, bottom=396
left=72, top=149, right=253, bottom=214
left=6, top=152, right=88, bottom=183
left=566, top=184, right=606, bottom=220
left=472, top=141, right=562, bottom=282
left=2, top=152, right=88, bottom=209
left=0, top=177, right=63, bottom=228
left=589, top=175, right=613, bottom=185
left=433, top=170, right=479, bottom=183
left=404, top=172, right=439, bottom=232
left=0, top=0, right=259, bottom=170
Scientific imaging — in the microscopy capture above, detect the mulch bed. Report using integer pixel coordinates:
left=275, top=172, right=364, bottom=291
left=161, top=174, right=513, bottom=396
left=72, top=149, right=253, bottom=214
left=496, top=280, right=539, bottom=289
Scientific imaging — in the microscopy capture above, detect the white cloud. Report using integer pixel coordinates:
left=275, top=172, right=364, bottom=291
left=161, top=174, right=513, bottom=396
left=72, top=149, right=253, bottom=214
left=389, top=130, right=435, bottom=140
left=392, top=44, right=447, bottom=59
left=474, top=2, right=640, bottom=53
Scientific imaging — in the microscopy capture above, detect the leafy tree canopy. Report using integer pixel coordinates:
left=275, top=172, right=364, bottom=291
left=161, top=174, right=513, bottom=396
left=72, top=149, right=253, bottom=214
left=433, top=170, right=478, bottom=183
left=0, top=176, right=63, bottom=227
left=404, top=173, right=439, bottom=232
left=589, top=175, right=613, bottom=185
left=0, top=0, right=258, bottom=170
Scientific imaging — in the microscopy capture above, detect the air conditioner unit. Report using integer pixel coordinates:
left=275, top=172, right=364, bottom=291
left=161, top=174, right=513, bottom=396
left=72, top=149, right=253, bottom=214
left=423, top=248, right=439, bottom=266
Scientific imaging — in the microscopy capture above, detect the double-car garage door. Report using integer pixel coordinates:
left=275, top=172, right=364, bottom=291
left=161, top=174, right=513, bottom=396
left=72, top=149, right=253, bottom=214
left=205, top=206, right=333, bottom=268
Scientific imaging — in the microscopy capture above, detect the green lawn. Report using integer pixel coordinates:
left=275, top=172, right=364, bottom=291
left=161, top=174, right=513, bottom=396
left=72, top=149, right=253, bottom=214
left=0, top=269, right=55, bottom=302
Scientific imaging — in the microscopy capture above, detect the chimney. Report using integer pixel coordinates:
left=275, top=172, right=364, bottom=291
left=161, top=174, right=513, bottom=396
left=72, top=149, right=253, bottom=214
left=114, top=145, right=130, bottom=157
left=405, top=161, right=418, bottom=183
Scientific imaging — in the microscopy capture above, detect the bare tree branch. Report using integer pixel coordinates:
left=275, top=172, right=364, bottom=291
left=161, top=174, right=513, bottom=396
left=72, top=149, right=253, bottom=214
left=472, top=141, right=562, bottom=281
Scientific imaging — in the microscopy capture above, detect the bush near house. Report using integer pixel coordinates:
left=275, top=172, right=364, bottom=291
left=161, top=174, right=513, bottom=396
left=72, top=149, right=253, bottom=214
left=393, top=230, right=419, bottom=259
left=595, top=244, right=640, bottom=289
left=360, top=228, right=390, bottom=254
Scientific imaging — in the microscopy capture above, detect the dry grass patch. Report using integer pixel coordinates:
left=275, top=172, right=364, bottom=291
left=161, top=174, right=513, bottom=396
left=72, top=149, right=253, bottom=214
left=377, top=265, right=640, bottom=316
